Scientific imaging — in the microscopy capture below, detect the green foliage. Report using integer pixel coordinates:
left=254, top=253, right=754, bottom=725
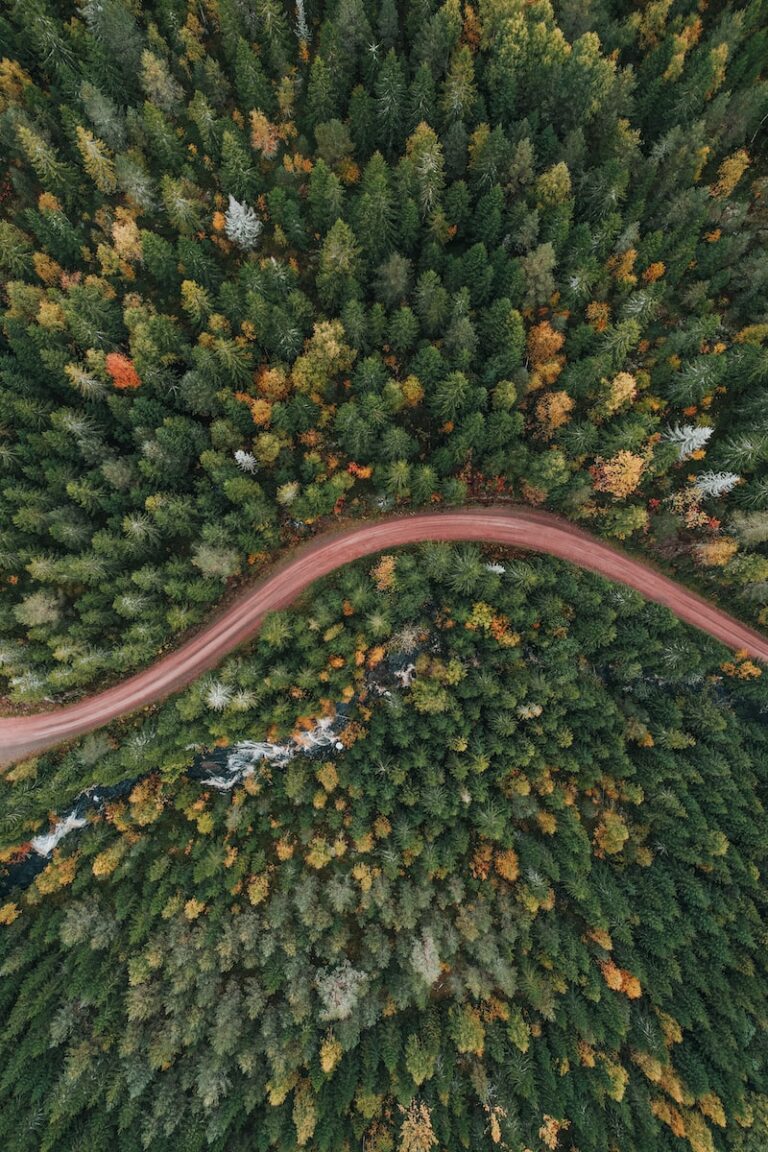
left=0, top=0, right=767, bottom=703
left=2, top=550, right=768, bottom=1151
left=2, top=6, right=768, bottom=1144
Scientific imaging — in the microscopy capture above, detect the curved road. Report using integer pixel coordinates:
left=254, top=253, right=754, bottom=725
left=2, top=506, right=767, bottom=767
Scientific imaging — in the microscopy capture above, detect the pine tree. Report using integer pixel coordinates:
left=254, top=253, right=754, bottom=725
left=729, top=511, right=768, bottom=545
left=16, top=125, right=72, bottom=192
left=295, top=0, right=309, bottom=45
left=522, top=242, right=557, bottom=308
left=694, top=471, right=741, bottom=498
left=79, top=80, right=126, bottom=149
left=352, top=152, right=395, bottom=265
left=407, top=62, right=437, bottom=132
left=160, top=176, right=206, bottom=234
left=234, top=38, right=272, bottom=112
left=315, top=963, right=368, bottom=1021
left=181, top=281, right=213, bottom=326
left=375, top=49, right=406, bottom=156
left=399, top=1100, right=438, bottom=1152
left=405, top=1034, right=437, bottom=1086
left=307, top=160, right=345, bottom=233
left=349, top=84, right=376, bottom=156
left=415, top=270, right=450, bottom=336
left=140, top=50, right=183, bottom=112
left=307, top=56, right=338, bottom=129
left=316, top=220, right=362, bottom=309
left=220, top=131, right=258, bottom=200
left=441, top=44, right=477, bottom=126
left=374, top=253, right=413, bottom=308
left=223, top=194, right=262, bottom=251
left=468, top=123, right=511, bottom=191
left=405, top=122, right=445, bottom=218
left=75, top=125, right=117, bottom=194
left=0, top=223, right=33, bottom=278
left=663, top=424, right=714, bottom=460
left=117, top=155, right=157, bottom=210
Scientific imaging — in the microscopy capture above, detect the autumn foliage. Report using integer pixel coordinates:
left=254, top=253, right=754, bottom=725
left=2, top=0, right=768, bottom=1147
left=526, top=321, right=566, bottom=391
left=591, top=451, right=646, bottom=498
left=105, top=352, right=141, bottom=390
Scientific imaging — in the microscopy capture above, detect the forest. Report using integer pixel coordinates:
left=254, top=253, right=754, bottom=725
left=2, top=0, right=768, bottom=1149
left=0, top=0, right=767, bottom=702
left=2, top=546, right=768, bottom=1151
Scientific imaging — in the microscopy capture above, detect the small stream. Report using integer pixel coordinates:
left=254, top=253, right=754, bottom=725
left=0, top=714, right=349, bottom=898
left=0, top=639, right=430, bottom=899
left=189, top=713, right=347, bottom=790
left=2, top=776, right=138, bottom=895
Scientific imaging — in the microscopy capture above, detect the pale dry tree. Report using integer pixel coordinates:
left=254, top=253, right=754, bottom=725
left=224, top=195, right=263, bottom=250
left=662, top=423, right=713, bottom=460
left=205, top=680, right=233, bottom=711
left=694, top=471, right=741, bottom=498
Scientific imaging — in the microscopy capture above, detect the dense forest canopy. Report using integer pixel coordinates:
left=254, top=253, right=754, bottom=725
left=2, top=1, right=768, bottom=1150
left=2, top=547, right=768, bottom=1151
left=0, top=0, right=767, bottom=702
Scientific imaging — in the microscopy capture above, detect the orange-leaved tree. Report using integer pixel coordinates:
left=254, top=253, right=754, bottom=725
left=105, top=352, right=141, bottom=390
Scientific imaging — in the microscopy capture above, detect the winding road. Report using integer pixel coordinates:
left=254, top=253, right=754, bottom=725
left=2, top=506, right=767, bottom=767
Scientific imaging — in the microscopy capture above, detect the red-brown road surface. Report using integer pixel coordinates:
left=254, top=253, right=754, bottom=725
left=2, top=506, right=768, bottom=767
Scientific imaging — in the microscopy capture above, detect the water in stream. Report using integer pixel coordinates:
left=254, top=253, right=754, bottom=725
left=0, top=714, right=348, bottom=898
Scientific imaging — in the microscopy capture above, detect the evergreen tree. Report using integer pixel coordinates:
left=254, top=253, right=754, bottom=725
left=224, top=195, right=263, bottom=250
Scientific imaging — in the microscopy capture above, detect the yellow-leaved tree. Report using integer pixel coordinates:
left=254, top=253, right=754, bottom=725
left=592, top=451, right=646, bottom=498
left=398, top=1100, right=438, bottom=1152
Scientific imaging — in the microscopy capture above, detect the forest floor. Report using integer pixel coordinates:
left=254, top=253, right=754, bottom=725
left=2, top=505, right=767, bottom=766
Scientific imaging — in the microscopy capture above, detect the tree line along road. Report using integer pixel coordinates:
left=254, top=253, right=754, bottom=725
left=2, top=506, right=768, bottom=767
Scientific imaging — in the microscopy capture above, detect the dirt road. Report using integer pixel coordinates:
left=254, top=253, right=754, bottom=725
left=2, top=506, right=766, bottom=766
